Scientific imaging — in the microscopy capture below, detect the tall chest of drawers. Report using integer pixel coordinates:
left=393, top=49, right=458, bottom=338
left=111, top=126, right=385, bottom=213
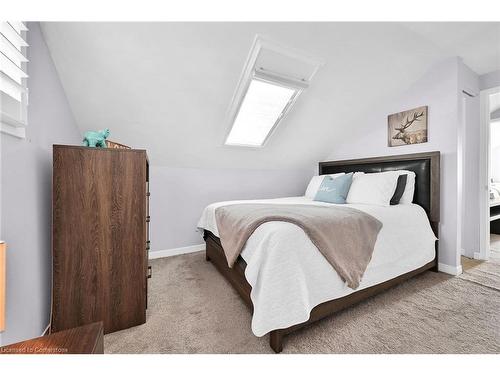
left=51, top=145, right=150, bottom=334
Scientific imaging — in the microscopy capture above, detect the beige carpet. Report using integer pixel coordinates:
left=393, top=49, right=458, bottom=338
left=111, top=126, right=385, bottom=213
left=104, top=251, right=500, bottom=354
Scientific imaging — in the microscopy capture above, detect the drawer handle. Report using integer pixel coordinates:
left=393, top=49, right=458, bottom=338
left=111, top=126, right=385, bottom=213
left=147, top=265, right=152, bottom=279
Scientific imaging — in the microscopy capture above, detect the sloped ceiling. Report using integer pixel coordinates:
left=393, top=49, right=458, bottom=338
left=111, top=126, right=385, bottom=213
left=40, top=22, right=500, bottom=169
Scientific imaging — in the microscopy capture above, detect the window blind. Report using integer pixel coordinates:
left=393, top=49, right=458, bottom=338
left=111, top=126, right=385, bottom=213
left=0, top=21, right=28, bottom=138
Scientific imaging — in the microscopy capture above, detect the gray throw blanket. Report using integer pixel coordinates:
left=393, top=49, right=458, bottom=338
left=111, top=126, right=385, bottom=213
left=215, top=204, right=383, bottom=289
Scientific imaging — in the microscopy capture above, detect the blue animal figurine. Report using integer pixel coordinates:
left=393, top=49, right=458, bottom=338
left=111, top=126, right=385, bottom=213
left=82, top=128, right=110, bottom=148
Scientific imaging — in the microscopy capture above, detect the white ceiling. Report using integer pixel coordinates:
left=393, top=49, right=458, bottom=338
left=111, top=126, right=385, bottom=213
left=403, top=22, right=500, bottom=75
left=40, top=22, right=500, bottom=169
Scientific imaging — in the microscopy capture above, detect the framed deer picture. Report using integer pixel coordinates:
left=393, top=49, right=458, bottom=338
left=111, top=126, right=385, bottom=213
left=388, top=106, right=428, bottom=147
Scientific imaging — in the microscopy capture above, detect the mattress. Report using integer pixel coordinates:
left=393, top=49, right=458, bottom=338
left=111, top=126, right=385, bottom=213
left=197, top=196, right=437, bottom=336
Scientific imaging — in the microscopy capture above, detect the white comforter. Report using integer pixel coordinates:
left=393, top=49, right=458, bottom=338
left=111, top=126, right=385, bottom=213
left=197, top=196, right=437, bottom=337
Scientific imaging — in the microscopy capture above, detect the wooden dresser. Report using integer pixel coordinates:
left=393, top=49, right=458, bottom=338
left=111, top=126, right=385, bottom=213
left=51, top=145, right=150, bottom=334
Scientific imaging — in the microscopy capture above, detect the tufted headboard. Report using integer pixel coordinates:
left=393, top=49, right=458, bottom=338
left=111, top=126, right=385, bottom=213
left=319, top=151, right=440, bottom=236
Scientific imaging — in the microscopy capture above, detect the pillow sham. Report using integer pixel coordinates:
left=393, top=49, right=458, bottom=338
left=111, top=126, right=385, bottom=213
left=305, top=173, right=345, bottom=199
left=314, top=173, right=354, bottom=204
left=346, top=171, right=399, bottom=206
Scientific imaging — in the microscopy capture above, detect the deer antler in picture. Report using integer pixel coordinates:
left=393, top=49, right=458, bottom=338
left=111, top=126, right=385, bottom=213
left=396, top=111, right=424, bottom=131
left=388, top=106, right=428, bottom=147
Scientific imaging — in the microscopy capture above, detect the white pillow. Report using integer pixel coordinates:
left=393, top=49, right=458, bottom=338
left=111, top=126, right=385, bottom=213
left=305, top=173, right=345, bottom=199
left=346, top=171, right=399, bottom=206
left=350, top=170, right=415, bottom=204
left=394, top=170, right=416, bottom=204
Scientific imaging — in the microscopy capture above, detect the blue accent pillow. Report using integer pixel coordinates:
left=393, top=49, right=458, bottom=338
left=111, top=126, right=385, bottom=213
left=313, top=173, right=353, bottom=204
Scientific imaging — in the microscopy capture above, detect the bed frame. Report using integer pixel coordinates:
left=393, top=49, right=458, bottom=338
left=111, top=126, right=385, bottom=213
left=204, top=151, right=440, bottom=353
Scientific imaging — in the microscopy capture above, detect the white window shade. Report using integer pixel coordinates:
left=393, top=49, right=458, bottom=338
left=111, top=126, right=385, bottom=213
left=224, top=35, right=324, bottom=148
left=1, top=33, right=28, bottom=70
left=0, top=21, right=28, bottom=138
left=7, top=21, right=28, bottom=36
left=225, top=79, right=298, bottom=147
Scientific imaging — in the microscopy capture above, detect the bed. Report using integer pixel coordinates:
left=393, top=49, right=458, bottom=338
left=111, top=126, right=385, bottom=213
left=197, top=151, right=440, bottom=353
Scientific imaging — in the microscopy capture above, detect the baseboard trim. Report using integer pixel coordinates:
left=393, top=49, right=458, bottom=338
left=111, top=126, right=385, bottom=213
left=41, top=323, right=50, bottom=336
left=149, top=244, right=205, bottom=259
left=474, top=251, right=486, bottom=260
left=438, top=262, right=463, bottom=276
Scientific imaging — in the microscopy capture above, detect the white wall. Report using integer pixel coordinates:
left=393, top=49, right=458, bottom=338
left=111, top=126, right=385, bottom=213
left=480, top=70, right=500, bottom=91
left=150, top=166, right=312, bottom=251
left=0, top=23, right=81, bottom=345
left=459, top=62, right=480, bottom=259
left=325, top=57, right=463, bottom=270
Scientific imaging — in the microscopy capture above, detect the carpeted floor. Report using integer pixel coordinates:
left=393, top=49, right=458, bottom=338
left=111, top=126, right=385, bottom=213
left=104, top=251, right=500, bottom=354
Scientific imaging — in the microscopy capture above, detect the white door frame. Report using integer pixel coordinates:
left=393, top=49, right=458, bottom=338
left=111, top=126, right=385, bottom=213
left=478, top=86, right=500, bottom=260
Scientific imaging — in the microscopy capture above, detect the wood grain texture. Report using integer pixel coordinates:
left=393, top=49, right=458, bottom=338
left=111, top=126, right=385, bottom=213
left=0, top=322, right=104, bottom=354
left=51, top=145, right=148, bottom=334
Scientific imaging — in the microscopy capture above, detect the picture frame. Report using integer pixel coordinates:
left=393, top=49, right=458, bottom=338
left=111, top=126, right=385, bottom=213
left=388, top=106, right=428, bottom=147
left=106, top=140, right=131, bottom=149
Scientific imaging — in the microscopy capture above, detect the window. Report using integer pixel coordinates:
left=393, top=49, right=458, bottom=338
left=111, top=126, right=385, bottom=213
left=225, top=76, right=299, bottom=147
left=0, top=21, right=28, bottom=139
left=224, top=35, right=324, bottom=148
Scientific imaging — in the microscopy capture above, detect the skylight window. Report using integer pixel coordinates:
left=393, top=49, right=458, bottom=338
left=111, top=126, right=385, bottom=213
left=225, top=78, right=297, bottom=147
left=224, top=35, right=324, bottom=148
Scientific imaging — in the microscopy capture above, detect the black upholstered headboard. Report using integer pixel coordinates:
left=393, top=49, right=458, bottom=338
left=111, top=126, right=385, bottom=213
left=319, top=151, right=440, bottom=235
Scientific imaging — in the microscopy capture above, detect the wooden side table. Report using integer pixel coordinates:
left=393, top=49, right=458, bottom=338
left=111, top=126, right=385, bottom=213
left=0, top=322, right=103, bottom=354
